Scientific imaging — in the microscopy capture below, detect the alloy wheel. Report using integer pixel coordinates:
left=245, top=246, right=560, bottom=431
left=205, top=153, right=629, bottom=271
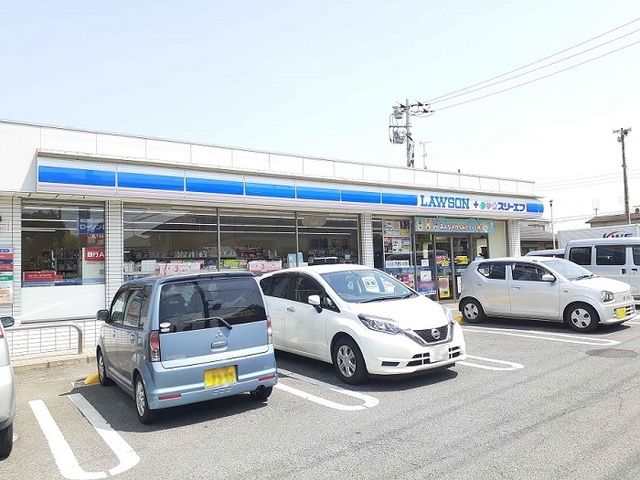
left=337, top=345, right=356, bottom=377
left=136, top=380, right=146, bottom=417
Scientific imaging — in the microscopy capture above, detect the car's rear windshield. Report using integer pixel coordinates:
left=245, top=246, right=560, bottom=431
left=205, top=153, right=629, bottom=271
left=158, top=276, right=266, bottom=333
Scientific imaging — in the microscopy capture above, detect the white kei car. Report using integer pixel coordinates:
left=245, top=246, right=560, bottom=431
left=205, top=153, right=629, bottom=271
left=260, top=265, right=466, bottom=384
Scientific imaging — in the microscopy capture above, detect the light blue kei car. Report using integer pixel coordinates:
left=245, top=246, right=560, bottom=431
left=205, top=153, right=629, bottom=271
left=96, top=271, right=277, bottom=424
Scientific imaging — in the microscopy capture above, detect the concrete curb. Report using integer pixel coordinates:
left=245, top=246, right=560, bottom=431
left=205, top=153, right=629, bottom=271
left=12, top=352, right=96, bottom=373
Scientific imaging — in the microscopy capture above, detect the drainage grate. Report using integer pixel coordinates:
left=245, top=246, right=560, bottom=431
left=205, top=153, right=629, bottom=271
left=586, top=348, right=637, bottom=358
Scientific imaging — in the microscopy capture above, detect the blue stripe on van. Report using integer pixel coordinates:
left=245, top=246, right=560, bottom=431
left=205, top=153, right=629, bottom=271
left=381, top=193, right=418, bottom=206
left=186, top=177, right=244, bottom=195
left=118, top=172, right=184, bottom=191
left=296, top=186, right=341, bottom=201
left=38, top=166, right=116, bottom=187
left=526, top=202, right=544, bottom=214
left=245, top=182, right=295, bottom=199
left=341, top=190, right=381, bottom=204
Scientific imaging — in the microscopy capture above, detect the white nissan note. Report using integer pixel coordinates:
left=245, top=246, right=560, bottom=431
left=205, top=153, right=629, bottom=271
left=260, top=265, right=466, bottom=384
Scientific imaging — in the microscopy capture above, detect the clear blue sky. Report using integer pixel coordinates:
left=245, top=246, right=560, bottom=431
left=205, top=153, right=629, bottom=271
left=1, top=0, right=639, bottom=227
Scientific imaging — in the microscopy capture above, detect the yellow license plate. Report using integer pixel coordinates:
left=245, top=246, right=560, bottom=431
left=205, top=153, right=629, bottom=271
left=615, top=307, right=627, bottom=319
left=204, top=366, right=237, bottom=388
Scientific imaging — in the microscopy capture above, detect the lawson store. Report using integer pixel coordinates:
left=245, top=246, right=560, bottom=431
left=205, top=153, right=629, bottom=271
left=0, top=120, right=544, bottom=325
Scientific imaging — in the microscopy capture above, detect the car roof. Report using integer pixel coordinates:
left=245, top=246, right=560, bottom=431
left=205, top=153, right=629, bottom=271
left=124, top=270, right=256, bottom=288
left=267, top=264, right=372, bottom=275
left=472, top=256, right=563, bottom=263
left=567, top=237, right=640, bottom=245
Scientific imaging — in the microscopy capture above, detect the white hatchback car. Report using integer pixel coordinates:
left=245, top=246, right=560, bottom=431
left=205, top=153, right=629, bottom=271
left=459, top=257, right=636, bottom=332
left=260, top=265, right=466, bottom=384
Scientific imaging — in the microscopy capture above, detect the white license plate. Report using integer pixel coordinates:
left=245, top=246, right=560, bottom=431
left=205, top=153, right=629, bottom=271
left=430, top=345, right=449, bottom=363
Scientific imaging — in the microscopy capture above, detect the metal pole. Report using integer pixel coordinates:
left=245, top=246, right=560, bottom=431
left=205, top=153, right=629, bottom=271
left=621, top=130, right=631, bottom=224
left=550, top=199, right=556, bottom=249
left=405, top=98, right=412, bottom=168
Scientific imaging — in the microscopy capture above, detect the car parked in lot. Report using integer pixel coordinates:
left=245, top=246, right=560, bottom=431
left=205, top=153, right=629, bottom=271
left=0, top=316, right=15, bottom=458
left=459, top=257, right=636, bottom=332
left=260, top=265, right=466, bottom=384
left=96, top=272, right=277, bottom=424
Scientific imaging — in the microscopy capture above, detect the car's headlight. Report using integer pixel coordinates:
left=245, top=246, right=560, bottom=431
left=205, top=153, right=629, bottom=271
left=601, top=291, right=614, bottom=302
left=358, top=314, right=403, bottom=335
left=441, top=305, right=456, bottom=326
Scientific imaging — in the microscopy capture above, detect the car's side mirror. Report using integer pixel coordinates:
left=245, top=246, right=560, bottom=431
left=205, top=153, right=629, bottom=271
left=97, top=309, right=110, bottom=322
left=541, top=274, right=556, bottom=283
left=0, top=316, right=14, bottom=328
left=308, top=295, right=322, bottom=313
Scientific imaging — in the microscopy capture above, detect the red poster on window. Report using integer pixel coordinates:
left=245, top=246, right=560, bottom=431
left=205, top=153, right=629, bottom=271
left=84, top=247, right=105, bottom=262
left=24, top=271, right=60, bottom=282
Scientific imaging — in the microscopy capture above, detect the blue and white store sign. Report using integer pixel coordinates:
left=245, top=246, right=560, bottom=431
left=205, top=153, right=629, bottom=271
left=36, top=157, right=544, bottom=219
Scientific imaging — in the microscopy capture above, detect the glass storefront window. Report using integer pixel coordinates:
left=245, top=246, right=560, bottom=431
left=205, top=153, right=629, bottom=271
left=123, top=205, right=218, bottom=279
left=22, top=202, right=105, bottom=287
left=219, top=209, right=296, bottom=272
left=297, top=213, right=359, bottom=266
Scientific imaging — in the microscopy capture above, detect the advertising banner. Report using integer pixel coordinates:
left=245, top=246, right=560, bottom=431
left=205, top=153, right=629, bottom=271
left=415, top=217, right=495, bottom=234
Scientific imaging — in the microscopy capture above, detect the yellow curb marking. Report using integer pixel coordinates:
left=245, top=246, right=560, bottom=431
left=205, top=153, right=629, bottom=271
left=84, top=373, right=99, bottom=385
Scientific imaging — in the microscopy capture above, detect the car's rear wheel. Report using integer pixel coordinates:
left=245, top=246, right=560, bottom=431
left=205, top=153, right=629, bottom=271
left=566, top=303, right=599, bottom=332
left=250, top=386, right=273, bottom=401
left=134, top=374, right=157, bottom=424
left=0, top=423, right=13, bottom=458
left=460, top=298, right=485, bottom=323
left=332, top=336, right=368, bottom=385
left=97, top=349, right=114, bottom=386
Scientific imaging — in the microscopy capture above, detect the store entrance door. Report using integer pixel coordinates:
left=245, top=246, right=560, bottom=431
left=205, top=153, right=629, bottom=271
left=434, top=237, right=454, bottom=301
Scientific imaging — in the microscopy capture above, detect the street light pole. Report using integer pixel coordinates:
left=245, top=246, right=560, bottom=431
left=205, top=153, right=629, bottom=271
left=614, top=127, right=632, bottom=224
left=405, top=98, right=413, bottom=168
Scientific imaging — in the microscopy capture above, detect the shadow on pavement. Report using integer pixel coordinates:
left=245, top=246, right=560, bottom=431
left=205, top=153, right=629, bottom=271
left=464, top=317, right=632, bottom=335
left=61, top=382, right=268, bottom=433
left=275, top=350, right=459, bottom=394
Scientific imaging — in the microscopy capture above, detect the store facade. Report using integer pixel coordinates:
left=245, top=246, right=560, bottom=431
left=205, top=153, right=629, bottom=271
left=0, top=120, right=543, bottom=323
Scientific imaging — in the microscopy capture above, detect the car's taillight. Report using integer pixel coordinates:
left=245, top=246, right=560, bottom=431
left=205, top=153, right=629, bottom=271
left=149, top=330, right=161, bottom=362
left=266, top=315, right=272, bottom=344
left=0, top=326, right=4, bottom=339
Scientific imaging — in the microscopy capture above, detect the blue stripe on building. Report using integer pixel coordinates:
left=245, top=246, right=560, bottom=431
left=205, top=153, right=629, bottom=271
left=341, top=190, right=381, bottom=204
left=381, top=193, right=418, bottom=206
left=118, top=172, right=184, bottom=191
left=526, top=203, right=544, bottom=214
left=296, top=186, right=341, bottom=201
left=245, top=182, right=295, bottom=199
left=186, top=177, right=244, bottom=195
left=38, top=165, right=116, bottom=187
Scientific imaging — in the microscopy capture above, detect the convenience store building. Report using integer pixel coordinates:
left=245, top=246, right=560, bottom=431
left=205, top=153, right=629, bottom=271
left=0, top=120, right=544, bottom=324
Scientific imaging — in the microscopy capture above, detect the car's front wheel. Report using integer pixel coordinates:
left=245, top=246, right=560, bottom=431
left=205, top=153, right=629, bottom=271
left=460, top=298, right=485, bottom=323
left=332, top=336, right=368, bottom=385
left=97, top=349, right=114, bottom=386
left=0, top=422, right=13, bottom=458
left=134, top=374, right=157, bottom=424
left=566, top=303, right=599, bottom=332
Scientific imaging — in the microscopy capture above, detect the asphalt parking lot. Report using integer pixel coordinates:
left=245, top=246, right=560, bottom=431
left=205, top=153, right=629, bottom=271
left=3, top=318, right=640, bottom=480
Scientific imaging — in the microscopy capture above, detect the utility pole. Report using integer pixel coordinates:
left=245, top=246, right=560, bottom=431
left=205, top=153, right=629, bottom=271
left=419, top=140, right=430, bottom=169
left=614, top=127, right=632, bottom=224
left=389, top=100, right=432, bottom=168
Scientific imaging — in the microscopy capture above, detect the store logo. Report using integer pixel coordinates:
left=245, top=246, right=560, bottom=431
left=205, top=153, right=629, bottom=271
left=603, top=231, right=632, bottom=238
left=419, top=195, right=470, bottom=210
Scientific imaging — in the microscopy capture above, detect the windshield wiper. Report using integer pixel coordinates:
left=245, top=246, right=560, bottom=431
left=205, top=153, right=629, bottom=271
left=574, top=274, right=595, bottom=281
left=360, top=295, right=405, bottom=303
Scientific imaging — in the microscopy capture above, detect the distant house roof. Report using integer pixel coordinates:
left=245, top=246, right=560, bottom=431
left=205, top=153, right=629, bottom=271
left=519, top=219, right=554, bottom=241
left=586, top=212, right=640, bottom=226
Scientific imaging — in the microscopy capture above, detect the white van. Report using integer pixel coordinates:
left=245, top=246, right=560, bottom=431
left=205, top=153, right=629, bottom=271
left=565, top=238, right=640, bottom=300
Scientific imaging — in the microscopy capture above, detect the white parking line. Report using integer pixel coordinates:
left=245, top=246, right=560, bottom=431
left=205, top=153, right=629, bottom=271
left=458, top=355, right=524, bottom=371
left=625, top=321, right=640, bottom=326
left=276, top=368, right=379, bottom=411
left=29, top=395, right=139, bottom=480
left=463, top=326, right=621, bottom=346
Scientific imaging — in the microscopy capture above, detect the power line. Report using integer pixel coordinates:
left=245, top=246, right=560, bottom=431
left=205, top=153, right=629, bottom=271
left=430, top=26, right=640, bottom=106
left=434, top=38, right=640, bottom=112
left=426, top=16, right=640, bottom=104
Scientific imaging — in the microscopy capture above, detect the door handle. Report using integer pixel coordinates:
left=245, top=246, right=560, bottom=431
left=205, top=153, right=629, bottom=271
left=474, top=283, right=482, bottom=287
left=512, top=286, right=521, bottom=290
left=632, top=268, right=638, bottom=272
left=287, top=307, right=296, bottom=313
left=622, top=269, right=627, bottom=274
left=210, top=340, right=228, bottom=350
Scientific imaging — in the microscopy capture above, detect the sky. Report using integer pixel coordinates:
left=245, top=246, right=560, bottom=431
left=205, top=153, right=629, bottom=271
left=1, top=0, right=639, bottom=230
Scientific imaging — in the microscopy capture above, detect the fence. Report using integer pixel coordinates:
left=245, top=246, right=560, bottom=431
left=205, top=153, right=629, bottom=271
left=6, top=320, right=102, bottom=358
